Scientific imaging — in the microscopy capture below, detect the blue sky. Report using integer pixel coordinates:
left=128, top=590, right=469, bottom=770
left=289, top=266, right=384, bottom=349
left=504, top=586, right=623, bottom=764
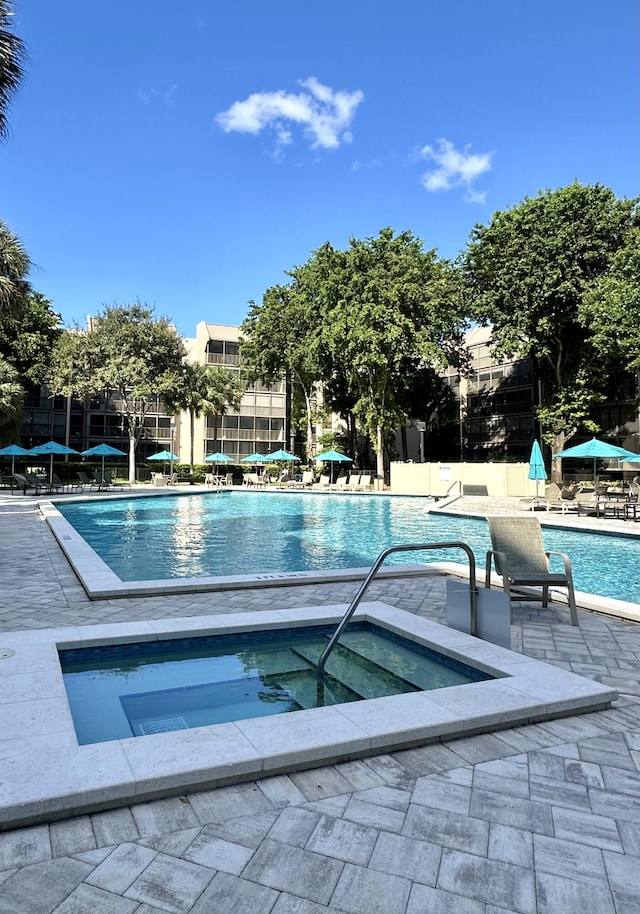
left=2, top=1, right=638, bottom=337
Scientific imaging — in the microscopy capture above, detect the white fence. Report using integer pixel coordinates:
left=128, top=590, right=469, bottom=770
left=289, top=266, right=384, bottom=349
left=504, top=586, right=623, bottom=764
left=390, top=461, right=540, bottom=498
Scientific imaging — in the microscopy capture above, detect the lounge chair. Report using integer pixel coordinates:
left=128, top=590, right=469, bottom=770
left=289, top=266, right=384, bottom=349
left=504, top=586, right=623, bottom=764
left=243, top=472, right=264, bottom=487
left=103, top=469, right=130, bottom=489
left=289, top=470, right=314, bottom=488
left=544, top=483, right=579, bottom=513
left=51, top=472, right=82, bottom=494
left=356, top=473, right=374, bottom=491
left=332, top=476, right=349, bottom=491
left=78, top=471, right=94, bottom=490
left=484, top=515, right=578, bottom=625
left=346, top=474, right=361, bottom=491
left=13, top=472, right=51, bottom=496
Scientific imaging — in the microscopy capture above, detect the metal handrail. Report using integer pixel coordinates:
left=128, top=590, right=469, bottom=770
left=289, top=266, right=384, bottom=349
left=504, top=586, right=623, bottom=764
left=446, top=480, right=462, bottom=497
left=316, top=542, right=478, bottom=677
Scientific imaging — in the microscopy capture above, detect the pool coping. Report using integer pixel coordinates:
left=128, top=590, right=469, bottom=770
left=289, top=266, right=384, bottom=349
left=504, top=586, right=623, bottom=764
left=0, top=601, right=617, bottom=830
left=38, top=498, right=640, bottom=624
left=39, top=498, right=442, bottom=598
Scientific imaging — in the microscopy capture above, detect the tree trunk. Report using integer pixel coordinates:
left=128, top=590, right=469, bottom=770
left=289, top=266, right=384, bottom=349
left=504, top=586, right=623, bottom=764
left=190, top=409, right=195, bottom=474
left=128, top=433, right=136, bottom=485
left=550, top=430, right=567, bottom=484
left=304, top=389, right=313, bottom=462
left=375, top=424, right=384, bottom=483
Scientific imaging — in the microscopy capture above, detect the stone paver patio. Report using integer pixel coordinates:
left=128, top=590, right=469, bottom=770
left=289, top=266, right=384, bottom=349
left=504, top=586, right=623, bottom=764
left=0, top=491, right=638, bottom=913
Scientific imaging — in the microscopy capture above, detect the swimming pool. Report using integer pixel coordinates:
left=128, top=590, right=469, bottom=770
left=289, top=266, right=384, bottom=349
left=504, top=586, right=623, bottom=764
left=56, top=491, right=640, bottom=603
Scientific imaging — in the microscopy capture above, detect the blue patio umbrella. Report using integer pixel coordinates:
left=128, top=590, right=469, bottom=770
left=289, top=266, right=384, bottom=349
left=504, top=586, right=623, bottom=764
left=81, top=443, right=127, bottom=480
left=266, top=448, right=300, bottom=482
left=29, top=440, right=79, bottom=483
left=265, top=449, right=300, bottom=462
left=553, top=437, right=638, bottom=489
left=241, top=453, right=270, bottom=477
left=241, top=452, right=270, bottom=464
left=148, top=450, right=180, bottom=461
left=0, top=443, right=31, bottom=478
left=205, top=451, right=233, bottom=473
left=148, top=449, right=180, bottom=475
left=314, top=448, right=352, bottom=484
left=527, top=440, right=547, bottom=505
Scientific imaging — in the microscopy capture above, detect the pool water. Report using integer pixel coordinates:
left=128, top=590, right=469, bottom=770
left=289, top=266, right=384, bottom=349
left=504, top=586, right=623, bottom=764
left=57, top=491, right=640, bottom=603
left=59, top=622, right=493, bottom=745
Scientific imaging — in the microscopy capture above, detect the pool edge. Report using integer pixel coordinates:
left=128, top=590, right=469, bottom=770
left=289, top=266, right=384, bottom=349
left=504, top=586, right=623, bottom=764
left=0, top=602, right=617, bottom=831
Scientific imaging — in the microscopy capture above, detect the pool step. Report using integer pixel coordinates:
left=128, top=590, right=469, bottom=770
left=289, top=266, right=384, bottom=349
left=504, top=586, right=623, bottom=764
left=290, top=643, right=417, bottom=701
left=264, top=668, right=361, bottom=710
left=336, top=630, right=476, bottom=691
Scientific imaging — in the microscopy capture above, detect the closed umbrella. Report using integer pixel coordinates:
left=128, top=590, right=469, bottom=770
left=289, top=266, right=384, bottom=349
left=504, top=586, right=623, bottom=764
left=553, top=437, right=638, bottom=490
left=314, top=448, right=352, bottom=484
left=81, top=443, right=127, bottom=481
left=29, top=441, right=79, bottom=484
left=527, top=440, right=547, bottom=507
left=0, top=443, right=31, bottom=479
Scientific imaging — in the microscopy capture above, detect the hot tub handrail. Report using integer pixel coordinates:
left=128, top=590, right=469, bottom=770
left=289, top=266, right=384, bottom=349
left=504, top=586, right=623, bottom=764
left=316, top=541, right=478, bottom=677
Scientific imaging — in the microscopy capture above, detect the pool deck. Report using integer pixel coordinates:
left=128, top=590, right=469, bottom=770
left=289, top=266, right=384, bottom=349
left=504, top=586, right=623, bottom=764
left=0, top=489, right=638, bottom=913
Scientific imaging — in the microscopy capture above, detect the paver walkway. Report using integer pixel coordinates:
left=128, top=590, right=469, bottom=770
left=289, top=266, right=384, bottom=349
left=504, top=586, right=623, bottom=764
left=0, top=494, right=638, bottom=913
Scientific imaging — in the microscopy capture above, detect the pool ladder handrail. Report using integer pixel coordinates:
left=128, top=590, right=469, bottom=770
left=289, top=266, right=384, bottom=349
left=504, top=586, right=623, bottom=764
left=316, top=542, right=478, bottom=677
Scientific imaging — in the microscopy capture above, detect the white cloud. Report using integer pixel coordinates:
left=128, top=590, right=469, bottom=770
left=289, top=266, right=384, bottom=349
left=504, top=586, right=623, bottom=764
left=215, top=77, right=364, bottom=152
left=419, top=139, right=493, bottom=202
left=137, top=84, right=177, bottom=108
left=351, top=157, right=382, bottom=171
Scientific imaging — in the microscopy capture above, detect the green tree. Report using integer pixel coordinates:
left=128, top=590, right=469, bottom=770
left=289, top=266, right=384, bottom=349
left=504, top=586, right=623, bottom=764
left=463, top=182, right=638, bottom=480
left=240, top=283, right=322, bottom=461
left=0, top=291, right=61, bottom=383
left=0, top=0, right=26, bottom=141
left=316, top=229, right=465, bottom=480
left=47, top=303, right=185, bottom=482
left=0, top=218, right=31, bottom=317
left=0, top=354, right=22, bottom=443
left=165, top=361, right=245, bottom=473
left=581, top=226, right=640, bottom=370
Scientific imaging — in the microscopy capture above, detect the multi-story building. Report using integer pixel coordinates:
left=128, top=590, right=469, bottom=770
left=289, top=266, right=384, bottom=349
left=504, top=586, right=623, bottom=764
left=442, top=325, right=537, bottom=463
left=15, top=321, right=639, bottom=474
left=401, top=325, right=639, bottom=466
left=181, top=322, right=289, bottom=464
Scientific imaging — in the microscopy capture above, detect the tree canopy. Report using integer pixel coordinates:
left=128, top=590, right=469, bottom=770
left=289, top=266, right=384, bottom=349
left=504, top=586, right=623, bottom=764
left=0, top=291, right=61, bottom=384
left=0, top=354, right=22, bottom=443
left=0, top=218, right=31, bottom=317
left=463, top=182, right=638, bottom=475
left=240, top=283, right=323, bottom=461
left=241, top=228, right=466, bottom=477
left=48, top=303, right=185, bottom=482
left=581, top=225, right=640, bottom=371
left=0, top=0, right=26, bottom=142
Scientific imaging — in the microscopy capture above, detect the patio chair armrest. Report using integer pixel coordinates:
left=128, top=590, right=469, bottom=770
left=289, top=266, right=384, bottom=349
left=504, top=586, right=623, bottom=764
left=485, top=549, right=508, bottom=583
left=545, top=550, right=575, bottom=579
